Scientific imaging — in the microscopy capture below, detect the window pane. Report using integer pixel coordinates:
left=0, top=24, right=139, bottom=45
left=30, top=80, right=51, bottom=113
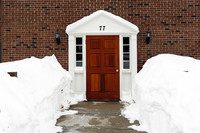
left=123, top=54, right=129, bottom=60
left=76, top=54, right=82, bottom=61
left=76, top=46, right=82, bottom=53
left=76, top=38, right=82, bottom=44
left=123, top=37, right=129, bottom=44
left=123, top=62, right=130, bottom=69
left=123, top=45, right=129, bottom=52
left=76, top=62, right=82, bottom=67
left=76, top=37, right=83, bottom=67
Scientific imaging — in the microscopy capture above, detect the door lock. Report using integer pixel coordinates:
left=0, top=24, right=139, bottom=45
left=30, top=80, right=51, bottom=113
left=116, top=69, right=119, bottom=72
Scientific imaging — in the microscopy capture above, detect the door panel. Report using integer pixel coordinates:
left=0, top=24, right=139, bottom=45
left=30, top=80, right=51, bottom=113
left=90, top=74, right=101, bottom=92
left=86, top=36, right=119, bottom=100
left=90, top=54, right=101, bottom=67
left=104, top=54, right=115, bottom=67
left=104, top=39, right=115, bottom=49
left=90, top=40, right=101, bottom=49
left=105, top=74, right=116, bottom=92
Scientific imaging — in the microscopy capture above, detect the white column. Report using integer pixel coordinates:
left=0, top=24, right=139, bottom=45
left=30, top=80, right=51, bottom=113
left=131, top=34, right=138, bottom=99
left=68, top=34, right=75, bottom=91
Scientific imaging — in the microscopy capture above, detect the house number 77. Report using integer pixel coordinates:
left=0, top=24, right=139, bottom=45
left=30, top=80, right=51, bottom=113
left=99, top=26, right=106, bottom=31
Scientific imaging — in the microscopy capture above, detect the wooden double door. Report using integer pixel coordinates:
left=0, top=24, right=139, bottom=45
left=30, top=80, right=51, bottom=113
left=86, top=36, right=119, bottom=100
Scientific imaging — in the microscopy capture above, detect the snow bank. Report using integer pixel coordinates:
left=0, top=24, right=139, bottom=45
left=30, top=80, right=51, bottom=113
left=0, top=55, right=78, bottom=133
left=122, top=54, right=200, bottom=133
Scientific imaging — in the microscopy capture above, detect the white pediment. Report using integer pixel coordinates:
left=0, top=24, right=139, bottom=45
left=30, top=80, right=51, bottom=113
left=66, top=10, right=139, bottom=34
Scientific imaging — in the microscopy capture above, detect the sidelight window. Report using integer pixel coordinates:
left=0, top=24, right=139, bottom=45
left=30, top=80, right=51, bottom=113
left=123, top=37, right=130, bottom=69
left=76, top=37, right=83, bottom=67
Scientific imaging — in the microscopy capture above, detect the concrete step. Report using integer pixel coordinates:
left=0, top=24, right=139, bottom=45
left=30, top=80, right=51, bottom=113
left=62, top=126, right=140, bottom=133
left=56, top=102, right=147, bottom=133
left=57, top=114, right=132, bottom=128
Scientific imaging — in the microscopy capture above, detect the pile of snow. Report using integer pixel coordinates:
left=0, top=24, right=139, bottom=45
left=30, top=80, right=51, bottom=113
left=122, top=54, right=200, bottom=133
left=0, top=55, right=79, bottom=133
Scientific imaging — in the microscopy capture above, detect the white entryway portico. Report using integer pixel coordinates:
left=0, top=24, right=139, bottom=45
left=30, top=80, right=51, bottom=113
left=66, top=10, right=139, bottom=100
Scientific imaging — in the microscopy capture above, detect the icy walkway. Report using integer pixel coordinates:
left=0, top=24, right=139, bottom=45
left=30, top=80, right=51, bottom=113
left=56, top=102, right=147, bottom=133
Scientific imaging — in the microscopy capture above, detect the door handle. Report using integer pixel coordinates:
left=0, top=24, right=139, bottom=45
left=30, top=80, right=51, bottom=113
left=116, top=69, right=119, bottom=72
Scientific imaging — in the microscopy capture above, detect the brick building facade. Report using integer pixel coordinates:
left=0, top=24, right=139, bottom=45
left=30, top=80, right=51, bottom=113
left=0, top=0, right=199, bottom=70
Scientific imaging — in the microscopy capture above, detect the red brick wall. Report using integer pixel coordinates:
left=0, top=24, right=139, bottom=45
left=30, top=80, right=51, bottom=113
left=1, top=0, right=199, bottom=71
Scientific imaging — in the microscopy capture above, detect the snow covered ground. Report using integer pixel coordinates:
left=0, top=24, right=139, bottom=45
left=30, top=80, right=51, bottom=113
left=122, top=54, right=200, bottom=133
left=0, top=55, right=81, bottom=133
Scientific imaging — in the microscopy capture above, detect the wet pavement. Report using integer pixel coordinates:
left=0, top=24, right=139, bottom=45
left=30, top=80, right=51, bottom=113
left=56, top=102, right=147, bottom=133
